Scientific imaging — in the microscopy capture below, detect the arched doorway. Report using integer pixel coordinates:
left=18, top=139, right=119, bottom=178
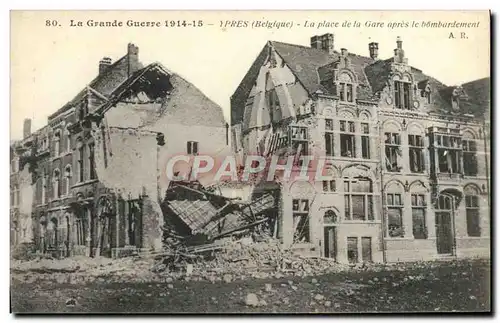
left=435, top=192, right=459, bottom=255
left=323, top=209, right=338, bottom=260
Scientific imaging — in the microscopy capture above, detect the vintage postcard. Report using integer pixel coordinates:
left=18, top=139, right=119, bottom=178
left=10, top=10, right=491, bottom=314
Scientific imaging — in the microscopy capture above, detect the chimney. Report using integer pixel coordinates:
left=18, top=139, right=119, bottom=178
left=310, top=33, right=334, bottom=55
left=127, top=43, right=140, bottom=76
left=23, top=118, right=31, bottom=139
left=98, top=57, right=112, bottom=75
left=394, top=36, right=407, bottom=64
left=369, top=42, right=379, bottom=60
left=310, top=35, right=322, bottom=49
left=396, top=36, right=403, bottom=49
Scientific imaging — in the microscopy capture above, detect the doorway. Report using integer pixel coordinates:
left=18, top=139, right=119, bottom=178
left=324, top=226, right=337, bottom=260
left=435, top=194, right=455, bottom=255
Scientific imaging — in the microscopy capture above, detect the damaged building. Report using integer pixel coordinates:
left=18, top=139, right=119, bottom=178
left=230, top=34, right=491, bottom=263
left=12, top=43, right=228, bottom=258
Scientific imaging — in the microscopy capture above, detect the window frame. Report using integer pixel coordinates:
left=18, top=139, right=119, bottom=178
left=386, top=192, right=404, bottom=238
left=385, top=132, right=402, bottom=172
left=411, top=193, right=427, bottom=239
left=408, top=134, right=425, bottom=173
left=292, top=198, right=310, bottom=243
left=465, top=194, right=481, bottom=237
left=344, top=177, right=374, bottom=221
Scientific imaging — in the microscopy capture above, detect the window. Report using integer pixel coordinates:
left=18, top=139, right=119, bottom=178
left=361, top=123, right=370, bottom=159
left=435, top=134, right=461, bottom=174
left=347, top=237, right=358, bottom=263
left=465, top=194, right=480, bottom=237
left=89, top=143, right=96, bottom=180
left=324, top=119, right=334, bottom=156
left=75, top=216, right=86, bottom=245
left=385, top=133, right=402, bottom=172
left=290, top=126, right=308, bottom=165
left=463, top=140, right=478, bottom=176
left=409, top=135, right=425, bottom=173
left=394, top=81, right=411, bottom=109
left=41, top=172, right=46, bottom=204
left=53, top=131, right=61, bottom=156
left=344, top=178, right=373, bottom=221
left=292, top=199, right=310, bottom=243
left=339, top=79, right=354, bottom=103
left=340, top=120, right=355, bottom=157
left=387, top=192, right=404, bottom=237
left=412, top=194, right=427, bottom=239
left=361, top=237, right=372, bottom=262
left=64, top=165, right=72, bottom=195
left=322, top=180, right=336, bottom=192
left=78, top=145, right=85, bottom=182
left=187, top=141, right=199, bottom=155
left=267, top=89, right=280, bottom=119
left=65, top=126, right=71, bottom=152
left=52, top=169, right=61, bottom=199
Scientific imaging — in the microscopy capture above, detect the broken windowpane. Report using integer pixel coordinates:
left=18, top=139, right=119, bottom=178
left=292, top=199, right=310, bottom=243
left=385, top=133, right=401, bottom=172
left=409, top=135, right=425, bottom=173
left=347, top=237, right=358, bottom=264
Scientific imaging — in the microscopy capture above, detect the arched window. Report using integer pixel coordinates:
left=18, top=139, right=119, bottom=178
left=344, top=177, right=373, bottom=221
left=53, top=130, right=61, bottom=156
left=64, top=165, right=72, bottom=195
left=386, top=182, right=404, bottom=237
left=53, top=169, right=61, bottom=199
left=464, top=186, right=481, bottom=237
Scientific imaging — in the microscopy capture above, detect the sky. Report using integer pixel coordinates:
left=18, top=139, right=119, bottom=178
left=10, top=10, right=490, bottom=140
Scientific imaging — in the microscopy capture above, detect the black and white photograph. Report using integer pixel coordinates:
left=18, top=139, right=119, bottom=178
left=9, top=10, right=491, bottom=314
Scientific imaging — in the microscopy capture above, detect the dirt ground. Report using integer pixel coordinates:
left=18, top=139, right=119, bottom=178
left=11, top=258, right=491, bottom=314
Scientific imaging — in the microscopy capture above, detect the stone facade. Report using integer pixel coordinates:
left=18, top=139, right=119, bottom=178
left=231, top=34, right=491, bottom=264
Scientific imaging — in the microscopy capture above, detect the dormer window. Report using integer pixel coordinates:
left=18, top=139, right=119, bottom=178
left=394, top=81, right=411, bottom=109
left=338, top=73, right=355, bottom=103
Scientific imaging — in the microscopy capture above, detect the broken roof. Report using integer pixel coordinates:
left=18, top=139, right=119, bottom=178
left=231, top=39, right=490, bottom=125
